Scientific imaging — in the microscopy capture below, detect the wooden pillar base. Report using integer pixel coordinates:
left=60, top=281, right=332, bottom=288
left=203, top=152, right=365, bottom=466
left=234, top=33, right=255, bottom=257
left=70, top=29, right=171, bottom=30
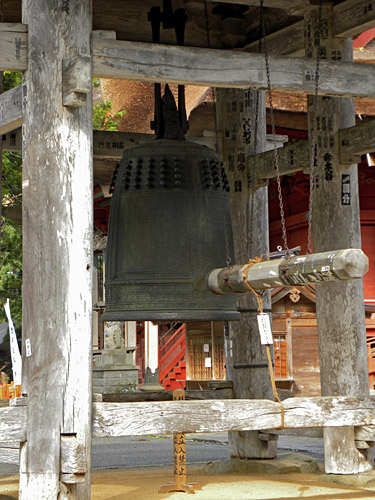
left=159, top=391, right=202, bottom=494
left=158, top=482, right=202, bottom=494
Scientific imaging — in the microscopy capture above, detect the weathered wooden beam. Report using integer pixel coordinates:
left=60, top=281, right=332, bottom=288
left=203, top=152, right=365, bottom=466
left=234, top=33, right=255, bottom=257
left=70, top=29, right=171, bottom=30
left=1, top=127, right=285, bottom=159
left=332, top=0, right=375, bottom=39
left=244, top=21, right=305, bottom=56
left=250, top=139, right=309, bottom=185
left=0, top=85, right=22, bottom=135
left=0, top=406, right=26, bottom=444
left=208, top=249, right=369, bottom=293
left=2, top=3, right=375, bottom=71
left=102, top=388, right=234, bottom=402
left=92, top=396, right=375, bottom=437
left=62, top=54, right=91, bottom=107
left=339, top=118, right=375, bottom=164
left=204, top=0, right=309, bottom=16
left=0, top=24, right=28, bottom=72
left=355, top=425, right=375, bottom=441
left=250, top=118, right=375, bottom=181
left=0, top=443, right=19, bottom=464
left=244, top=0, right=375, bottom=55
left=92, top=40, right=375, bottom=98
left=3, top=118, right=374, bottom=184
left=2, top=396, right=375, bottom=444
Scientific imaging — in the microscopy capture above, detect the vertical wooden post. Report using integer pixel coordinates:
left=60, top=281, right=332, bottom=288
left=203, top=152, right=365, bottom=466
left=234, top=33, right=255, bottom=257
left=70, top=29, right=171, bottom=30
left=20, top=0, right=93, bottom=498
left=305, top=5, right=372, bottom=474
left=216, top=89, right=276, bottom=459
left=159, top=390, right=202, bottom=494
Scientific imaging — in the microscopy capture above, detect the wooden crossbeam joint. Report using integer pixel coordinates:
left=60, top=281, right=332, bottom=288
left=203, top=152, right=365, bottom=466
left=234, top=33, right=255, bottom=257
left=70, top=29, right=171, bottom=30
left=62, top=54, right=91, bottom=107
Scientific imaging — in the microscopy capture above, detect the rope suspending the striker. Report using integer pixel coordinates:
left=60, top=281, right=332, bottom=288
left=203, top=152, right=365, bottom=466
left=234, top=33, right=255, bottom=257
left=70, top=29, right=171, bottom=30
left=243, top=255, right=285, bottom=429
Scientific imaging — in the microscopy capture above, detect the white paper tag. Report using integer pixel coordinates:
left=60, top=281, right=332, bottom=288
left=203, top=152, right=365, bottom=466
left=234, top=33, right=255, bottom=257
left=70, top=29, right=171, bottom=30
left=25, top=339, right=32, bottom=357
left=203, top=343, right=210, bottom=353
left=205, top=357, right=212, bottom=368
left=257, top=313, right=273, bottom=345
left=4, top=299, right=22, bottom=386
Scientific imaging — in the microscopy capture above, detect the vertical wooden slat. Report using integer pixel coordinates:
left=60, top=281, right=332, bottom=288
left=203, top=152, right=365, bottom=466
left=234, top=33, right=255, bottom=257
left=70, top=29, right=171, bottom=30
left=20, top=0, right=93, bottom=498
left=216, top=88, right=275, bottom=459
left=306, top=5, right=372, bottom=474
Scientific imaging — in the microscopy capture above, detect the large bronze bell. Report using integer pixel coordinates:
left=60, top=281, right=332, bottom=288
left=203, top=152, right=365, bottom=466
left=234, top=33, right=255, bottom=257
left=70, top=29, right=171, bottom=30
left=101, top=86, right=240, bottom=322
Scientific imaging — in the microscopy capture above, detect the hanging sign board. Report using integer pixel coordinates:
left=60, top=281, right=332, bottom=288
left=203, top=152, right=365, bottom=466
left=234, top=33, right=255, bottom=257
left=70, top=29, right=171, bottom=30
left=4, top=299, right=22, bottom=387
left=257, top=313, right=273, bottom=345
left=203, top=343, right=210, bottom=353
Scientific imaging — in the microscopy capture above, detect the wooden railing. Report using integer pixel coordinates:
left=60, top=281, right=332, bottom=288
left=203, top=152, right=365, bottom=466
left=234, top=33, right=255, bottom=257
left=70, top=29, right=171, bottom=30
left=159, top=324, right=185, bottom=383
left=367, top=335, right=375, bottom=389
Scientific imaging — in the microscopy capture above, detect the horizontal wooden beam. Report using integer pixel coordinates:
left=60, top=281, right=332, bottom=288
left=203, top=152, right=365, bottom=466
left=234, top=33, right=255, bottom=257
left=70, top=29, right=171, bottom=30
left=0, top=443, right=19, bottom=464
left=245, top=0, right=375, bottom=55
left=252, top=118, right=375, bottom=181
left=0, top=24, right=28, bottom=72
left=339, top=118, right=375, bottom=164
left=0, top=406, right=26, bottom=445
left=2, top=127, right=285, bottom=157
left=93, top=396, right=375, bottom=437
left=204, top=0, right=309, bottom=16
left=0, top=85, right=22, bottom=135
left=332, top=0, right=375, bottom=39
left=2, top=396, right=375, bottom=444
left=250, top=140, right=309, bottom=184
left=92, top=40, right=375, bottom=98
left=3, top=110, right=374, bottom=185
left=244, top=21, right=305, bottom=56
left=2, top=27, right=375, bottom=98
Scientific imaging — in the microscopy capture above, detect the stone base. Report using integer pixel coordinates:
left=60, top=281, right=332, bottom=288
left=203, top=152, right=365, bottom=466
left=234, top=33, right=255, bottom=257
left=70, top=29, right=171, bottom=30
left=140, top=367, right=164, bottom=392
left=318, top=470, right=375, bottom=489
left=94, top=348, right=135, bottom=369
left=204, top=453, right=321, bottom=475
left=139, top=382, right=165, bottom=392
left=93, top=367, right=139, bottom=394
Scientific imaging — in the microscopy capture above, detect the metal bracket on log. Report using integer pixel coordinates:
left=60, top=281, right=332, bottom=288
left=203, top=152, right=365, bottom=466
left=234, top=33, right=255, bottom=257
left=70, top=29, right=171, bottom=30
left=207, top=249, right=369, bottom=294
left=62, top=54, right=91, bottom=107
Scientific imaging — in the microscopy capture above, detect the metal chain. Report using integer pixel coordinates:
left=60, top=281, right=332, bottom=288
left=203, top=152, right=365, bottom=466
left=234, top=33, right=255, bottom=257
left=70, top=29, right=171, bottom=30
left=204, top=0, right=232, bottom=267
left=260, top=0, right=288, bottom=251
left=306, top=0, right=323, bottom=254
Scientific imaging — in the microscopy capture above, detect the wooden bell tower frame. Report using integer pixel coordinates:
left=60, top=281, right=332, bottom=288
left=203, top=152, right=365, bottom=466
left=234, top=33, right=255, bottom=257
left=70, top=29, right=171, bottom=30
left=1, top=0, right=375, bottom=497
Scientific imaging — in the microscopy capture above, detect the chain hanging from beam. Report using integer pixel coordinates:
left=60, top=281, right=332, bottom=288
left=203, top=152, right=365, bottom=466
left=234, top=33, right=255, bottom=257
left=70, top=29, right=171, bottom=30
left=307, top=0, right=323, bottom=254
left=204, top=0, right=232, bottom=268
left=260, top=0, right=288, bottom=252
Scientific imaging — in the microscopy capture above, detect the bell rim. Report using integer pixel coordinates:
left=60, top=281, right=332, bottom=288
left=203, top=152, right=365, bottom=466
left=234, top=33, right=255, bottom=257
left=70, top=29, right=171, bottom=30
left=100, top=311, right=241, bottom=322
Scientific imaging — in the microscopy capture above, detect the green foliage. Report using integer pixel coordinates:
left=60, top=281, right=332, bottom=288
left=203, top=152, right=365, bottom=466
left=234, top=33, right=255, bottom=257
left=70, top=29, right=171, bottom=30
left=1, top=152, right=22, bottom=326
left=93, top=100, right=126, bottom=131
left=92, top=77, right=101, bottom=88
left=2, top=152, right=22, bottom=208
left=3, top=72, right=22, bottom=92
left=0, top=219, right=22, bottom=326
left=1, top=72, right=23, bottom=327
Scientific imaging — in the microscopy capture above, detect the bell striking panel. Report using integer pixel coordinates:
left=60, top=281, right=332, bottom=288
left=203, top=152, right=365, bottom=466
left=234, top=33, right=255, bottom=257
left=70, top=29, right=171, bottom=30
left=102, top=138, right=240, bottom=322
